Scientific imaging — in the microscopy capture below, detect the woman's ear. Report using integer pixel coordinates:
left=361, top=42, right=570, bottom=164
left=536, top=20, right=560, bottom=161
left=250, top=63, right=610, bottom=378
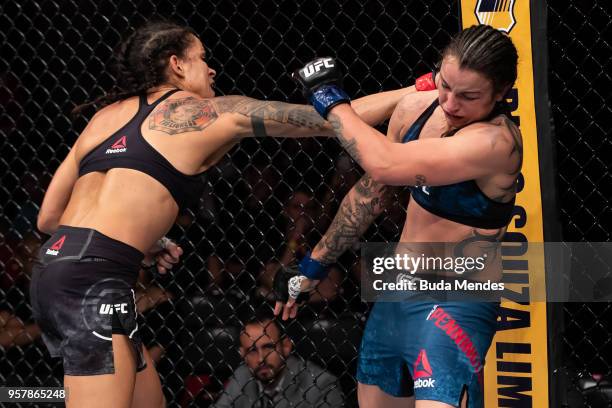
left=496, top=85, right=512, bottom=102
left=168, top=54, right=185, bottom=79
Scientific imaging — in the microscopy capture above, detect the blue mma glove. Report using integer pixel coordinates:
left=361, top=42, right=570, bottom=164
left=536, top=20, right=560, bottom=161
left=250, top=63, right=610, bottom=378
left=292, top=57, right=350, bottom=118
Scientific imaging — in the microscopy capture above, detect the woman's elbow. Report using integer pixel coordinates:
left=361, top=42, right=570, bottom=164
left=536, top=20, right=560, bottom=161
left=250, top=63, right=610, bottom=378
left=368, top=163, right=411, bottom=186
left=367, top=162, right=392, bottom=185
left=37, top=213, right=58, bottom=235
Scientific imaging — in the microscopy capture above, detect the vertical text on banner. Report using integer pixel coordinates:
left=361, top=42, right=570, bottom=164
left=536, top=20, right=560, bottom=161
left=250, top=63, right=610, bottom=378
left=459, top=1, right=549, bottom=407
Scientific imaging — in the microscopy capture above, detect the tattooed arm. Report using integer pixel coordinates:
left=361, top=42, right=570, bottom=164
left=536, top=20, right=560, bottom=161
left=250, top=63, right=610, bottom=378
left=274, top=92, right=411, bottom=319
left=149, top=86, right=415, bottom=138
left=311, top=174, right=394, bottom=263
left=275, top=145, right=398, bottom=320
left=309, top=93, right=418, bottom=264
left=326, top=103, right=522, bottom=187
left=149, top=95, right=334, bottom=138
left=209, top=96, right=335, bottom=138
left=148, top=86, right=416, bottom=140
left=208, top=89, right=417, bottom=139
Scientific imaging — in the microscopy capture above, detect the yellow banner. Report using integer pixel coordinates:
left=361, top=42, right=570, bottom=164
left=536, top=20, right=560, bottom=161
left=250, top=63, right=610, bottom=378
left=460, top=1, right=550, bottom=406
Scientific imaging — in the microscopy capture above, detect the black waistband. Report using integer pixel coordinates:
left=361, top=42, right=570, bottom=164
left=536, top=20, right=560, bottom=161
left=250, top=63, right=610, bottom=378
left=39, top=225, right=144, bottom=267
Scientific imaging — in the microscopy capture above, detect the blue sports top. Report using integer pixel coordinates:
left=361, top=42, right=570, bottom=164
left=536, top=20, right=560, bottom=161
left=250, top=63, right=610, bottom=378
left=78, top=89, right=205, bottom=210
left=403, top=99, right=515, bottom=229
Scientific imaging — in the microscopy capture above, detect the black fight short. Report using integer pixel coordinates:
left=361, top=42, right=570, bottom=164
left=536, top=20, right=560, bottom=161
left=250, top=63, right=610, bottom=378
left=30, top=225, right=147, bottom=375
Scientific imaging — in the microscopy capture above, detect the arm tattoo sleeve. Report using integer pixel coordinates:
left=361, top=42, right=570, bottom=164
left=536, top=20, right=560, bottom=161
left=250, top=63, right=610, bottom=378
left=314, top=174, right=393, bottom=264
left=327, top=113, right=363, bottom=164
left=251, top=116, right=267, bottom=137
left=150, top=95, right=331, bottom=136
left=211, top=96, right=329, bottom=136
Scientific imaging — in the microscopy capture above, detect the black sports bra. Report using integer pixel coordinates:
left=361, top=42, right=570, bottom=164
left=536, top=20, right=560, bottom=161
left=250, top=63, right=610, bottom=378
left=78, top=90, right=204, bottom=209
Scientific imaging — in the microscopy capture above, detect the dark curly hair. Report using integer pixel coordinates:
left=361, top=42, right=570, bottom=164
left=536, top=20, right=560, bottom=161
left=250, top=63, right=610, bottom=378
left=441, top=24, right=518, bottom=94
left=72, top=21, right=197, bottom=116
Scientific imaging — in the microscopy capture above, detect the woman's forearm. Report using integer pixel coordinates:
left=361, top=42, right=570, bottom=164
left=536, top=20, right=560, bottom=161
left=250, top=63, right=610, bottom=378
left=351, top=86, right=416, bottom=126
left=327, top=104, right=392, bottom=180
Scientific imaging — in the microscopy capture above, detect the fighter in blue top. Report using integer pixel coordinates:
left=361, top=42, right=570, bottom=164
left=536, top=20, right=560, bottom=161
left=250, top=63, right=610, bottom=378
left=276, top=25, right=522, bottom=408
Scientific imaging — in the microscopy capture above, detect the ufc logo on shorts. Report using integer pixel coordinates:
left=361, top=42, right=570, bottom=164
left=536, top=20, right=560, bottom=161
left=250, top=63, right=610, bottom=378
left=99, top=303, right=128, bottom=315
left=301, top=58, right=334, bottom=78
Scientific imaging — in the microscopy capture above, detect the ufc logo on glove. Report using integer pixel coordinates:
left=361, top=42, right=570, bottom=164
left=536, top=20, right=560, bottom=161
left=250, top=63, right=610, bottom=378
left=301, top=58, right=335, bottom=77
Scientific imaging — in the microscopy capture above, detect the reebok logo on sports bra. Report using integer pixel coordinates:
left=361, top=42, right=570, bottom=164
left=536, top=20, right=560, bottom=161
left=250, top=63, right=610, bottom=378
left=105, top=136, right=127, bottom=154
left=78, top=90, right=205, bottom=209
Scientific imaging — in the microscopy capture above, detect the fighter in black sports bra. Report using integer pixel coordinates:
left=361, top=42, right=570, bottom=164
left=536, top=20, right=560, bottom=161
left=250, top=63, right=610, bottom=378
left=34, top=22, right=414, bottom=404
left=78, top=89, right=205, bottom=210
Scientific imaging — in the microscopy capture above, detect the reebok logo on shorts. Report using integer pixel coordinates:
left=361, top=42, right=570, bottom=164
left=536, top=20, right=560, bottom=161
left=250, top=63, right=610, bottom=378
left=413, top=349, right=436, bottom=388
left=99, top=303, right=129, bottom=315
left=45, top=235, right=66, bottom=256
left=105, top=135, right=127, bottom=154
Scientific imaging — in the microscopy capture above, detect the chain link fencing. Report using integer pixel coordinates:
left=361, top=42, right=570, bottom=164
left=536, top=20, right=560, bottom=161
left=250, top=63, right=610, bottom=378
left=549, top=2, right=612, bottom=406
left=0, top=0, right=608, bottom=406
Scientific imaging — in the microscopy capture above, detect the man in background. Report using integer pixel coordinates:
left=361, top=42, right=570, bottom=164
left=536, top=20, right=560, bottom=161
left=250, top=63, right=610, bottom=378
left=214, top=312, right=343, bottom=407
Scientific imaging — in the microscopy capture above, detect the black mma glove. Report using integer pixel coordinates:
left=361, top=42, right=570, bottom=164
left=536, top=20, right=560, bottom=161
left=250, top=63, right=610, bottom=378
left=273, top=263, right=312, bottom=304
left=292, top=57, right=350, bottom=118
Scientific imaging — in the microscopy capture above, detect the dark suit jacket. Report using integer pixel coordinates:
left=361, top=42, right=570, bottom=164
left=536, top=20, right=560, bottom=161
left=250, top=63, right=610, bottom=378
left=213, top=356, right=344, bottom=407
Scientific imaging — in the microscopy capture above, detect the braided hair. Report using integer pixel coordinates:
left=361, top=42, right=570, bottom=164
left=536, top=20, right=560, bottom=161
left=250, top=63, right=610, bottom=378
left=441, top=24, right=518, bottom=94
left=72, top=21, right=197, bottom=116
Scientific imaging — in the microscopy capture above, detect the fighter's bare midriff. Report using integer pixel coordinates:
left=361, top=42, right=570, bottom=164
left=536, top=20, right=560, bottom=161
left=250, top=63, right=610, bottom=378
left=58, top=91, right=233, bottom=252
left=399, top=200, right=505, bottom=282
left=391, top=92, right=514, bottom=282
left=59, top=170, right=179, bottom=253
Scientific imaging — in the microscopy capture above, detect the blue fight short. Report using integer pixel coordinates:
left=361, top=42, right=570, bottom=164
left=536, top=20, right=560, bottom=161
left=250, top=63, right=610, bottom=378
left=356, top=300, right=499, bottom=407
